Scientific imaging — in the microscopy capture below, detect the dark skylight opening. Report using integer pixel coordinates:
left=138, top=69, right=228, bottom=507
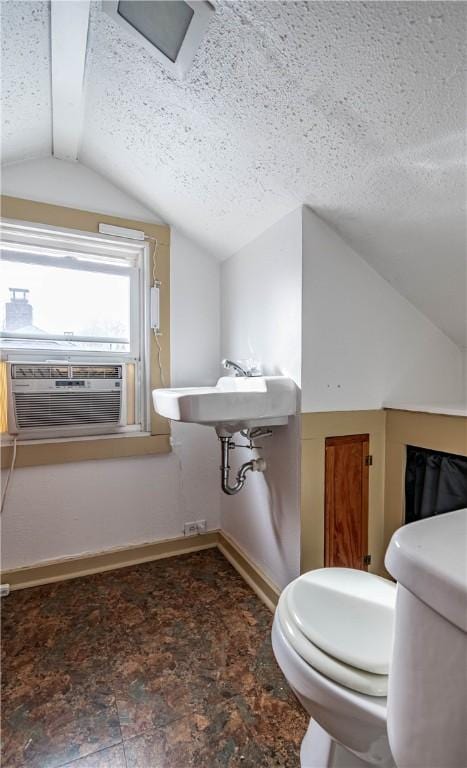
left=117, top=1, right=194, bottom=63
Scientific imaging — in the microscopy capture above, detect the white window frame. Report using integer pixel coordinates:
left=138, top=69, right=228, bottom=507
left=0, top=218, right=153, bottom=435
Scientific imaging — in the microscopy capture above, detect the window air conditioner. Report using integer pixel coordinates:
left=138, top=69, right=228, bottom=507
left=7, top=362, right=127, bottom=440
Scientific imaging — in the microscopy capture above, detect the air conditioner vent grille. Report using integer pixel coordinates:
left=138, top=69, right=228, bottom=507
left=12, top=365, right=69, bottom=379
left=11, top=364, right=122, bottom=380
left=71, top=365, right=122, bottom=379
left=14, top=392, right=122, bottom=428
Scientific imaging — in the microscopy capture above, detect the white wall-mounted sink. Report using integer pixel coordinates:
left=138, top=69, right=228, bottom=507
left=153, top=376, right=297, bottom=433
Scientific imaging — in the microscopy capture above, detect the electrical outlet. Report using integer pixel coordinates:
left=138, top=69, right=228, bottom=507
left=183, top=520, right=207, bottom=536
left=184, top=521, right=198, bottom=536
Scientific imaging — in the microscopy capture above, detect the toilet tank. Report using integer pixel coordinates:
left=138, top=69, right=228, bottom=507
left=385, top=509, right=467, bottom=768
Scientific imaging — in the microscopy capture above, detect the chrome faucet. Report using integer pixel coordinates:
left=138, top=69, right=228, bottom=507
left=222, top=359, right=250, bottom=377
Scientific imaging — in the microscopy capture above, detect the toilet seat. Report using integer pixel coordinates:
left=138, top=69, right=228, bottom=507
left=278, top=586, right=389, bottom=697
left=287, top=568, right=396, bottom=674
left=277, top=568, right=397, bottom=697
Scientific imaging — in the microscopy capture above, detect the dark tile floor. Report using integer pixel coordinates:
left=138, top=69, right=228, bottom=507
left=1, top=548, right=307, bottom=767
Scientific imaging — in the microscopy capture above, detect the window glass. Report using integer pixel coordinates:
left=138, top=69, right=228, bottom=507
left=0, top=257, right=131, bottom=352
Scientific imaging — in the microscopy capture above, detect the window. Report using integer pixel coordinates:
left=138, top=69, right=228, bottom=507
left=1, top=253, right=133, bottom=354
left=0, top=220, right=152, bottom=436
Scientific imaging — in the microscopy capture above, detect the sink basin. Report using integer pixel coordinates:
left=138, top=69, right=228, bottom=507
left=152, top=376, right=297, bottom=433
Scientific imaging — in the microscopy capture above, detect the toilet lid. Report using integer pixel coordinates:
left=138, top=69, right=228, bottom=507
left=278, top=586, right=389, bottom=697
left=287, top=568, right=396, bottom=674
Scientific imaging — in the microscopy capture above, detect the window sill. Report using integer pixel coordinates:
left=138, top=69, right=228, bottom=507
left=0, top=432, right=171, bottom=469
left=1, top=429, right=151, bottom=447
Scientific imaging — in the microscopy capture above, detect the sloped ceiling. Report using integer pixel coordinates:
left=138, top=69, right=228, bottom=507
left=1, top=1, right=466, bottom=347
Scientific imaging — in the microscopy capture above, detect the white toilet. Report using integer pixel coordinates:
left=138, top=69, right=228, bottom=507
left=385, top=508, right=467, bottom=768
left=272, top=568, right=396, bottom=768
left=272, top=508, right=467, bottom=768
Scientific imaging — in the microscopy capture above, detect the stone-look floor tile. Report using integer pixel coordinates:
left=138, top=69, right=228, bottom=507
left=2, top=549, right=305, bottom=768
left=1, top=667, right=121, bottom=768
left=2, top=583, right=109, bottom=694
left=123, top=700, right=254, bottom=768
left=110, top=625, right=238, bottom=739
left=2, top=605, right=120, bottom=768
left=60, top=743, right=126, bottom=768
left=123, top=717, right=196, bottom=767
left=2, top=611, right=111, bottom=703
left=235, top=688, right=308, bottom=761
left=124, top=694, right=304, bottom=768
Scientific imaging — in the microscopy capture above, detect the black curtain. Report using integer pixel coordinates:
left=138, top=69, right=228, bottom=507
left=405, top=445, right=467, bottom=524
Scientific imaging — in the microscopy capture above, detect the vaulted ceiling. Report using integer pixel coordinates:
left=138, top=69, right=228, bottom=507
left=1, top=1, right=466, bottom=347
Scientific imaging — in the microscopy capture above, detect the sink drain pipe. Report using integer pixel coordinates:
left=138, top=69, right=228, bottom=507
left=219, top=435, right=266, bottom=495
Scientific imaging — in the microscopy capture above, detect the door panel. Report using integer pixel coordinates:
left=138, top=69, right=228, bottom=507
left=325, top=433, right=369, bottom=570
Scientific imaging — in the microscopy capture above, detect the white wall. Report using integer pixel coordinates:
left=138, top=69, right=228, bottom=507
left=222, top=208, right=302, bottom=385
left=302, top=207, right=465, bottom=412
left=1, top=156, right=163, bottom=223
left=1, top=158, right=221, bottom=570
left=170, top=229, right=220, bottom=388
left=168, top=227, right=221, bottom=573
left=219, top=205, right=464, bottom=590
left=220, top=208, right=303, bottom=589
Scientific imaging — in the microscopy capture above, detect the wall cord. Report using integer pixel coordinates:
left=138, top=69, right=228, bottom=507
left=1, top=436, right=17, bottom=515
left=149, top=237, right=166, bottom=389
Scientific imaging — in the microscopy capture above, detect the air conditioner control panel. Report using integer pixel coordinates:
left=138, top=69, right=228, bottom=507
left=53, top=380, right=121, bottom=388
left=12, top=379, right=121, bottom=393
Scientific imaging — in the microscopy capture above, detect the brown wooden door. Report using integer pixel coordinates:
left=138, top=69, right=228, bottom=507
left=325, top=434, right=369, bottom=570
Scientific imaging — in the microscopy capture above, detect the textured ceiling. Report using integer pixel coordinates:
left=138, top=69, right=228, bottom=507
left=1, top=1, right=51, bottom=162
left=1, top=1, right=466, bottom=347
